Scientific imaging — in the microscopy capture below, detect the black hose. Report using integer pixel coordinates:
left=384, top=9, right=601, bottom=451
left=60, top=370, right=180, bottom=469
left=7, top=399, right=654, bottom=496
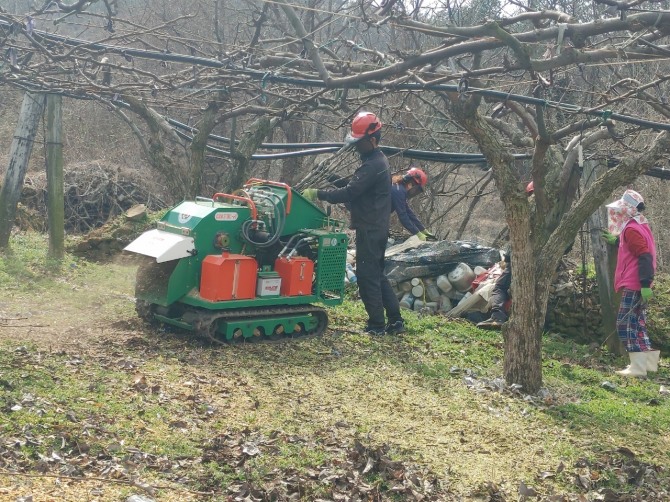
left=240, top=191, right=286, bottom=247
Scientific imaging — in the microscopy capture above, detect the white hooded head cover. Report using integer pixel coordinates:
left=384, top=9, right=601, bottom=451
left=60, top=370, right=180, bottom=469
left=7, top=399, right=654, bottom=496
left=606, top=189, right=647, bottom=235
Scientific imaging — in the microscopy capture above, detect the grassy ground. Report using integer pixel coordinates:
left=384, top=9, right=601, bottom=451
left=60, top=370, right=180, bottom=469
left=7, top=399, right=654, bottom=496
left=1, top=232, right=669, bottom=501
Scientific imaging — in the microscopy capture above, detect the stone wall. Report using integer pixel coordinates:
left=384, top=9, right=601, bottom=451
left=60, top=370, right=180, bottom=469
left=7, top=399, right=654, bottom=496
left=545, top=263, right=604, bottom=343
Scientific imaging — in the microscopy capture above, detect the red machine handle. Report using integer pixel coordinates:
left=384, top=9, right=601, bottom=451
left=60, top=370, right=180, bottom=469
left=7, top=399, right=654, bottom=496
left=244, top=178, right=292, bottom=214
left=212, top=193, right=258, bottom=220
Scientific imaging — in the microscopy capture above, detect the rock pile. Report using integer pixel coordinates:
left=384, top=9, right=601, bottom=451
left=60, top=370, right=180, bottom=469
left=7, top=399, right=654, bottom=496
left=545, top=262, right=604, bottom=342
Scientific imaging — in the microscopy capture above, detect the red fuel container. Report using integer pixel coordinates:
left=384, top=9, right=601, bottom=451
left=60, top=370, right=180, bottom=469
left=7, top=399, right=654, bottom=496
left=200, top=253, right=257, bottom=301
left=274, top=256, right=314, bottom=296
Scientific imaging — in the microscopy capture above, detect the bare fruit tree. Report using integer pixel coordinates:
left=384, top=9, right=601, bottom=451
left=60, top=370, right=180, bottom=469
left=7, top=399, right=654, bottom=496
left=3, top=0, right=670, bottom=391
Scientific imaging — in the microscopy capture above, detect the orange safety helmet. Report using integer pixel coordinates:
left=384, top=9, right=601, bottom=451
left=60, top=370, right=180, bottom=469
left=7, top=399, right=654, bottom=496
left=405, top=167, right=428, bottom=188
left=346, top=111, right=382, bottom=143
left=526, top=181, right=534, bottom=195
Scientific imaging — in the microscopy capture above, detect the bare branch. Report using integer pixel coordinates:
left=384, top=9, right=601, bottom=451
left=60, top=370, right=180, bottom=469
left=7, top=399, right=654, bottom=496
left=483, top=117, right=534, bottom=148
left=273, top=0, right=331, bottom=85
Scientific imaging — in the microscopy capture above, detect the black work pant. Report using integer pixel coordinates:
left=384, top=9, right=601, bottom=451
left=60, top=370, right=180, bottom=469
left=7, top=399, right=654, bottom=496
left=355, top=227, right=402, bottom=327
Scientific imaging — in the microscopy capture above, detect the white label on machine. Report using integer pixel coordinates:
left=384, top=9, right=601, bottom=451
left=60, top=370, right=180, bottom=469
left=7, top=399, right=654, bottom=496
left=257, top=277, right=282, bottom=296
left=215, top=212, right=239, bottom=221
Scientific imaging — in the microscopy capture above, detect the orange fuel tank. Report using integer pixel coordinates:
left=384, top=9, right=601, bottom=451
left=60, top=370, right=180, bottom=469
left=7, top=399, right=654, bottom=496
left=200, top=253, right=257, bottom=301
left=274, top=256, right=314, bottom=296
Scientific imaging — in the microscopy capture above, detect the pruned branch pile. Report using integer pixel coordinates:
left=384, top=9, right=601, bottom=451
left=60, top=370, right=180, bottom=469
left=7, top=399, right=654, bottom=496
left=17, top=161, right=168, bottom=233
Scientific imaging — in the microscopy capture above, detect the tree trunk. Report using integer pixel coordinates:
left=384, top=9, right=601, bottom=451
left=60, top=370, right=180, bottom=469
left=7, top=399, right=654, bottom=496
left=46, top=94, right=65, bottom=260
left=229, top=116, right=281, bottom=191
left=448, top=97, right=546, bottom=393
left=0, top=92, right=46, bottom=249
left=122, top=96, right=191, bottom=200
left=189, top=96, right=224, bottom=197
left=279, top=120, right=303, bottom=185
left=503, top=202, right=546, bottom=393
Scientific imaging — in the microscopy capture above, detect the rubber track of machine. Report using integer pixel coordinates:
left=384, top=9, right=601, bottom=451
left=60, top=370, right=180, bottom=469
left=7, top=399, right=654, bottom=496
left=187, top=305, right=329, bottom=345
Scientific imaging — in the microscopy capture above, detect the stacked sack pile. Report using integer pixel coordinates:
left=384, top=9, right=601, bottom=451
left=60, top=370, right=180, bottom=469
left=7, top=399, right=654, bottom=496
left=344, top=238, right=502, bottom=316
left=393, top=263, right=493, bottom=315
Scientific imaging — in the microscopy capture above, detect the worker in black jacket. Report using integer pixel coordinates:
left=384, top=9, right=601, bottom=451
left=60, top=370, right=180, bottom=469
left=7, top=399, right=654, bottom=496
left=302, top=112, right=405, bottom=336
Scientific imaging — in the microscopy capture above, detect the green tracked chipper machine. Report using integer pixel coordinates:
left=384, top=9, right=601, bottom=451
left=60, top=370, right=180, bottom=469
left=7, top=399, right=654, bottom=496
left=124, top=179, right=348, bottom=343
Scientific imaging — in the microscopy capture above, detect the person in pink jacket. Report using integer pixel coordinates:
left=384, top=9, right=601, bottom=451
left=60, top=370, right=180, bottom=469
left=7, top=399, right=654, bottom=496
left=602, top=189, right=660, bottom=377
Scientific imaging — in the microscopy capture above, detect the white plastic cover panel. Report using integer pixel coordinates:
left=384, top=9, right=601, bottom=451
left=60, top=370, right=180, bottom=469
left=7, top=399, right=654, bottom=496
left=124, top=229, right=195, bottom=263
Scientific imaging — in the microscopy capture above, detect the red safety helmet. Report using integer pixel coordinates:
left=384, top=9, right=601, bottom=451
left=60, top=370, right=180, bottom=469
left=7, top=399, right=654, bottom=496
left=405, top=167, right=428, bottom=188
left=526, top=181, right=534, bottom=195
left=346, top=111, right=382, bottom=143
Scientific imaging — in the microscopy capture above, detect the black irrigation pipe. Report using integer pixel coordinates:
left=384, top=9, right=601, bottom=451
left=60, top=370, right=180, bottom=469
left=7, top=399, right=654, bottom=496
left=166, top=117, right=342, bottom=149
left=3, top=18, right=670, bottom=177
left=5, top=18, right=670, bottom=133
left=172, top=122, right=670, bottom=179
left=171, top=124, right=530, bottom=163
left=166, top=117, right=530, bottom=163
left=0, top=18, right=231, bottom=68
left=165, top=119, right=670, bottom=177
left=647, top=166, right=670, bottom=179
left=246, top=73, right=670, bottom=134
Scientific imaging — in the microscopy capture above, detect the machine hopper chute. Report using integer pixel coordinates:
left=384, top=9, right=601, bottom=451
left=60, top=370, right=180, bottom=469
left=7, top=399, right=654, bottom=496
left=124, top=229, right=195, bottom=263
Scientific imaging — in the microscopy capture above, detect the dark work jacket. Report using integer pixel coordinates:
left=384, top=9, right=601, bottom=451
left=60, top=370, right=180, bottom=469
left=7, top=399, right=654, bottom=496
left=391, top=183, right=425, bottom=235
left=317, top=149, right=391, bottom=230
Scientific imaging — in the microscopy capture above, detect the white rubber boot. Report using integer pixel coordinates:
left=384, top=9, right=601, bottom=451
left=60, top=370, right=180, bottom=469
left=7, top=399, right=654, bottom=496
left=615, top=352, right=648, bottom=378
left=646, top=350, right=660, bottom=372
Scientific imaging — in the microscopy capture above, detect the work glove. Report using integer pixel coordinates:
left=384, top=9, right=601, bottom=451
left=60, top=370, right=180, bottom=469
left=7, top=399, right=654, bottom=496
left=302, top=188, right=318, bottom=202
left=601, top=230, right=617, bottom=246
left=415, top=231, right=427, bottom=241
left=423, top=229, right=437, bottom=241
left=641, top=287, right=653, bottom=303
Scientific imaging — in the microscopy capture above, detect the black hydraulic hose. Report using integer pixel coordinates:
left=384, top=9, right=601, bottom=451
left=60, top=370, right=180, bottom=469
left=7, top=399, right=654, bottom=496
left=278, top=233, right=303, bottom=258
left=240, top=191, right=285, bottom=247
left=287, top=237, right=315, bottom=259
